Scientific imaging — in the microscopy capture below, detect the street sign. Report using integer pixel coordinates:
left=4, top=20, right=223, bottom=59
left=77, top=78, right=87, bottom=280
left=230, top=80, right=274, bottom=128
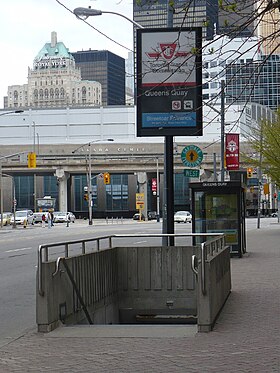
left=151, top=178, right=157, bottom=192
left=181, top=145, right=203, bottom=167
left=136, top=193, right=145, bottom=210
left=184, top=169, right=200, bottom=178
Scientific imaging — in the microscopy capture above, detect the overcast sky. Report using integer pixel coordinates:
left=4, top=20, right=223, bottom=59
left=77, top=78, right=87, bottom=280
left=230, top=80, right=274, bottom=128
left=0, top=0, right=133, bottom=109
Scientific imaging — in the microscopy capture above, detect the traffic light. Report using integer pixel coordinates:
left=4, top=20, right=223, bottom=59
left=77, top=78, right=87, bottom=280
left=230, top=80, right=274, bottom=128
left=247, top=167, right=253, bottom=178
left=83, top=186, right=88, bottom=201
left=104, top=172, right=110, bottom=184
left=28, top=152, right=36, bottom=168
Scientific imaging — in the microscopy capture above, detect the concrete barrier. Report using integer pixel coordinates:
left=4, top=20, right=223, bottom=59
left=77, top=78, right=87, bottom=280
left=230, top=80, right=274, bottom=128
left=36, top=234, right=230, bottom=332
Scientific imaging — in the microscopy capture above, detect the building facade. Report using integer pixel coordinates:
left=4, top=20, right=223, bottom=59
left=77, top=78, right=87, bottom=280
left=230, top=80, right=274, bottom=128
left=5, top=32, right=102, bottom=109
left=257, top=0, right=280, bottom=55
left=0, top=105, right=275, bottom=218
left=133, top=0, right=218, bottom=40
left=71, top=50, right=126, bottom=106
left=202, top=35, right=260, bottom=105
left=217, top=0, right=256, bottom=37
left=225, top=54, right=280, bottom=110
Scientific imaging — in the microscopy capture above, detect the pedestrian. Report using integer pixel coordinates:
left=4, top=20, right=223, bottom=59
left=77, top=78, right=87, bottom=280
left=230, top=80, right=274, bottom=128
left=51, top=211, right=54, bottom=226
left=47, top=211, right=52, bottom=229
left=66, top=212, right=70, bottom=227
left=42, top=213, right=46, bottom=228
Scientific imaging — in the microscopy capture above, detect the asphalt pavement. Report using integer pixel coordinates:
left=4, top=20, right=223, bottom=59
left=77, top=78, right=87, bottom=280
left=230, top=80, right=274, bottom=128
left=0, top=222, right=279, bottom=372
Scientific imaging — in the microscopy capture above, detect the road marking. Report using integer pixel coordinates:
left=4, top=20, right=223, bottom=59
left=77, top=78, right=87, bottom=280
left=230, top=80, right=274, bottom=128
left=5, top=247, right=33, bottom=253
left=134, top=240, right=147, bottom=244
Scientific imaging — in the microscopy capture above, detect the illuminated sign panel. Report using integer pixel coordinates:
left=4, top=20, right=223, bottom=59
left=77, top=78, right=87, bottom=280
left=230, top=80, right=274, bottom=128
left=136, top=27, right=202, bottom=137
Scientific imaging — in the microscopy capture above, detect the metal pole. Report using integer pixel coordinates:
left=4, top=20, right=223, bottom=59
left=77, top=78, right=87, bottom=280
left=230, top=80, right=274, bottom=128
left=12, top=178, right=16, bottom=229
left=257, top=124, right=263, bottom=229
left=156, top=157, right=160, bottom=222
left=33, top=121, right=36, bottom=212
left=220, top=80, right=225, bottom=181
left=162, top=1, right=174, bottom=246
left=0, top=163, right=3, bottom=228
left=88, top=144, right=93, bottom=225
left=213, top=153, right=217, bottom=181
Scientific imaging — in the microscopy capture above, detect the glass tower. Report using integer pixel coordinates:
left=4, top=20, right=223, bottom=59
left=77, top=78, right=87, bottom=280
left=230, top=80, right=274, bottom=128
left=71, top=50, right=125, bottom=106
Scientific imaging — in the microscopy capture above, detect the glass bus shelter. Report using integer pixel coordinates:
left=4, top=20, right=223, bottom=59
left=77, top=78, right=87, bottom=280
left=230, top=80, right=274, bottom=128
left=190, top=181, right=246, bottom=257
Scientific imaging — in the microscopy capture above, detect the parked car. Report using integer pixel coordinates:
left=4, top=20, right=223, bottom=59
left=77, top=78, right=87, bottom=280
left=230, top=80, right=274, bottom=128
left=33, top=212, right=48, bottom=223
left=147, top=211, right=158, bottom=220
left=132, top=213, right=145, bottom=221
left=0, top=213, right=12, bottom=226
left=53, top=211, right=75, bottom=223
left=174, top=210, right=192, bottom=223
left=10, top=210, right=34, bottom=225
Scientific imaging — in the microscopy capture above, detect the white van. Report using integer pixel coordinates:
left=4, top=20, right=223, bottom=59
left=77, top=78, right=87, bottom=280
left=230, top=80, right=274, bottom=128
left=10, top=210, right=34, bottom=225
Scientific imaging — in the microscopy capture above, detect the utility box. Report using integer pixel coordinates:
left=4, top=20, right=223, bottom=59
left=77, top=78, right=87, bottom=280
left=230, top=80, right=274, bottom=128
left=190, top=181, right=246, bottom=257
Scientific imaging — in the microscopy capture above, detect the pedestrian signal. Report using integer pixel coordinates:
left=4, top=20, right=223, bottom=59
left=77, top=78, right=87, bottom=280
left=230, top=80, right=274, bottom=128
left=247, top=167, right=253, bottom=178
left=263, top=184, right=269, bottom=195
left=28, top=152, right=36, bottom=168
left=104, top=172, right=110, bottom=184
left=84, top=192, right=88, bottom=201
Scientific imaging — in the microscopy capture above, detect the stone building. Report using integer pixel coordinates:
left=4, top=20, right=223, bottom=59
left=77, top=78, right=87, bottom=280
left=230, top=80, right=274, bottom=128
left=5, top=32, right=102, bottom=109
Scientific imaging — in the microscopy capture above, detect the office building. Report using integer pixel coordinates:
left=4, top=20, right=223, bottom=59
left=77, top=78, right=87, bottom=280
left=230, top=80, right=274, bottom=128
left=225, top=54, right=280, bottom=110
left=5, top=32, right=102, bottom=109
left=71, top=50, right=126, bottom=106
left=202, top=35, right=260, bottom=105
left=133, top=0, right=218, bottom=40
left=257, top=0, right=280, bottom=55
left=217, top=0, right=256, bottom=37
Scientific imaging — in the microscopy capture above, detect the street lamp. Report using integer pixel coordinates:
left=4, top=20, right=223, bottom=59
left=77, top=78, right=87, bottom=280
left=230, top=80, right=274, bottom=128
left=0, top=110, right=24, bottom=228
left=0, top=151, right=27, bottom=228
left=72, top=139, right=114, bottom=225
left=0, top=110, right=24, bottom=117
left=73, top=7, right=144, bottom=29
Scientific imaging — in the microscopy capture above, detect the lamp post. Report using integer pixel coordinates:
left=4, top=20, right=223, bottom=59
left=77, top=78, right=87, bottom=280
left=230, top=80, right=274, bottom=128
left=257, top=123, right=264, bottom=229
left=73, top=4, right=176, bottom=245
left=72, top=139, right=114, bottom=225
left=0, top=151, right=27, bottom=228
left=0, top=110, right=24, bottom=227
left=0, top=110, right=24, bottom=117
left=73, top=7, right=144, bottom=29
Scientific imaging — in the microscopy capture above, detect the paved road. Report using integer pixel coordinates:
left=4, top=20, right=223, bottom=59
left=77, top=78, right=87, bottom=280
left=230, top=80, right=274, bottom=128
left=0, top=219, right=279, bottom=372
left=0, top=219, right=174, bottom=346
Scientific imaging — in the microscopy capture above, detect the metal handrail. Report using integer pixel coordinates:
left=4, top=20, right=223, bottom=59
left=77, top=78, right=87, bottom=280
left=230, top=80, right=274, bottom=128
left=38, top=233, right=225, bottom=296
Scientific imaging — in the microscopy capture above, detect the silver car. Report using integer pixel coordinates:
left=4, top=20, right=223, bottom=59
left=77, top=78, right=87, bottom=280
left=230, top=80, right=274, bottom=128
left=53, top=212, right=75, bottom=223
left=174, top=211, right=192, bottom=223
left=10, top=210, right=34, bottom=225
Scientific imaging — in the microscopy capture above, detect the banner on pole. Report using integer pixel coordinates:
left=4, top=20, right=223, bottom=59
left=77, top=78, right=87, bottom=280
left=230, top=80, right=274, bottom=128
left=225, top=134, right=239, bottom=170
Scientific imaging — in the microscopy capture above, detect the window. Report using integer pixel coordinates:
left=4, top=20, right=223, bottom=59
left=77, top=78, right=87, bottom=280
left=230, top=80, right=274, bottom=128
left=106, top=174, right=128, bottom=211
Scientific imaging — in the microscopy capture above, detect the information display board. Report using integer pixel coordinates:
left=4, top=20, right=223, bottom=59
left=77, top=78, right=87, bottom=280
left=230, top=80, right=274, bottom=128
left=136, top=27, right=202, bottom=137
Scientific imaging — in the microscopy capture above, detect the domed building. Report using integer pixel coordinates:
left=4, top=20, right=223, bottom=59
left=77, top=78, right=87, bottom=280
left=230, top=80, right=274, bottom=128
left=6, top=32, right=102, bottom=109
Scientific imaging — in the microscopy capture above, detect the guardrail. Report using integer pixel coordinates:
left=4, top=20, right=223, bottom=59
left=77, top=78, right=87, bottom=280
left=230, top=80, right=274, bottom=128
left=38, top=233, right=225, bottom=297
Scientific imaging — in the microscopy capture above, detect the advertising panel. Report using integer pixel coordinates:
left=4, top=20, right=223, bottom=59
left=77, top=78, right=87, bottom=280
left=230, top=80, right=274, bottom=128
left=136, top=27, right=202, bottom=137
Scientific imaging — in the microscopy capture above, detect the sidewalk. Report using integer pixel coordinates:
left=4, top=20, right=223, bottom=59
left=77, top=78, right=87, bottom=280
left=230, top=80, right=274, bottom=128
left=0, top=225, right=279, bottom=372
